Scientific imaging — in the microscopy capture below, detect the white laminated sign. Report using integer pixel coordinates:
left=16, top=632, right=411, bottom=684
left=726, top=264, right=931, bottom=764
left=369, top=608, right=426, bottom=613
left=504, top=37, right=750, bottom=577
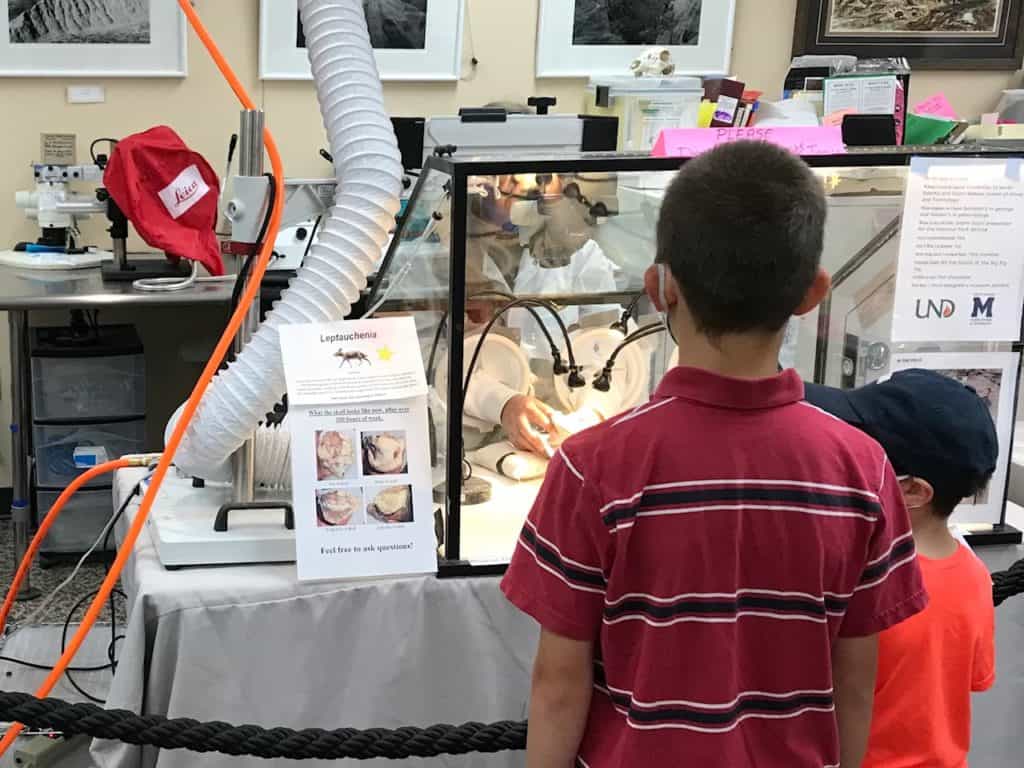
left=280, top=317, right=436, bottom=581
left=892, top=157, right=1024, bottom=342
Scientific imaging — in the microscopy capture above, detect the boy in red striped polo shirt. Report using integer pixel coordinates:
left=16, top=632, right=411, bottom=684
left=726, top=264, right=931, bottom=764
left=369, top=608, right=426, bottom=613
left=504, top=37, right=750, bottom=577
left=501, top=141, right=928, bottom=767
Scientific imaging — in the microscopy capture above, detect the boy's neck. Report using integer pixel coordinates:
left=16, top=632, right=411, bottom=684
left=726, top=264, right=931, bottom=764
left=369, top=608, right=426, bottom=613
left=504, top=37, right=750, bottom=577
left=673, top=322, right=784, bottom=380
left=911, top=509, right=959, bottom=559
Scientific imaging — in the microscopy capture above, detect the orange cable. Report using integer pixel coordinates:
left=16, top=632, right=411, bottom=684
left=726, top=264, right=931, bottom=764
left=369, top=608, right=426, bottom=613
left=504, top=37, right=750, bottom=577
left=0, top=0, right=284, bottom=754
left=0, top=460, right=130, bottom=636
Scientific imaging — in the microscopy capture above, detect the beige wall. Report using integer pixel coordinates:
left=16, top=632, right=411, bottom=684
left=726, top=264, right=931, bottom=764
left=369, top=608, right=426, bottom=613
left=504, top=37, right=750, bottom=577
left=0, top=0, right=1020, bottom=485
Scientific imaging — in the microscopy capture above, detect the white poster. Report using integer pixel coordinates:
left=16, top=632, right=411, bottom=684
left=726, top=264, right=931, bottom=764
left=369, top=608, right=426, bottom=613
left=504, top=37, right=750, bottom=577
left=892, top=157, right=1024, bottom=342
left=280, top=317, right=437, bottom=582
left=889, top=350, right=1018, bottom=526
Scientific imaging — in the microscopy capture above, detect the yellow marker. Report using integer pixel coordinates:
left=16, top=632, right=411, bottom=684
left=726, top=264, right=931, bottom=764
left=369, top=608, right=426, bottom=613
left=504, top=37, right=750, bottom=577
left=698, top=101, right=716, bottom=129
left=377, top=346, right=393, bottom=362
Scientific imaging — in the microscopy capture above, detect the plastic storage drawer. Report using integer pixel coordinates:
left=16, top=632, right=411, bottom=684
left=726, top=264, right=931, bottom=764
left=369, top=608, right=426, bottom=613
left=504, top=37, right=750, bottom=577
left=31, top=354, right=144, bottom=421
left=37, top=488, right=113, bottom=555
left=34, top=420, right=145, bottom=489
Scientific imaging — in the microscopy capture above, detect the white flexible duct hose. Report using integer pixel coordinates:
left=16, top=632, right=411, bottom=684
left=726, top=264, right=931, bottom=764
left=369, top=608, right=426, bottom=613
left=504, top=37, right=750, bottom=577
left=172, top=0, right=402, bottom=477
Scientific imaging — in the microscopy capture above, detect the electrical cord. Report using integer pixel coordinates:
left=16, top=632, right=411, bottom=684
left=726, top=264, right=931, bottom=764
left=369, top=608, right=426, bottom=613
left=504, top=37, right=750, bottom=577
left=229, top=171, right=278, bottom=317
left=89, top=138, right=118, bottom=167
left=0, top=656, right=112, bottom=673
left=60, top=589, right=126, bottom=704
left=593, top=323, right=666, bottom=392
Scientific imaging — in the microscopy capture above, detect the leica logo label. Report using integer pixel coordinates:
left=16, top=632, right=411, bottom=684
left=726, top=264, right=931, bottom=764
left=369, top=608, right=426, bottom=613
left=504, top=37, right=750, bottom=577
left=158, top=164, right=209, bottom=220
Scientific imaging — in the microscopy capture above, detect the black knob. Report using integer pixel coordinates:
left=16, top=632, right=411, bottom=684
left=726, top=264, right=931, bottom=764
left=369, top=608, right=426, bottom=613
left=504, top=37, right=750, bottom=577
left=593, top=369, right=612, bottom=392
left=528, top=96, right=557, bottom=116
left=296, top=227, right=308, bottom=241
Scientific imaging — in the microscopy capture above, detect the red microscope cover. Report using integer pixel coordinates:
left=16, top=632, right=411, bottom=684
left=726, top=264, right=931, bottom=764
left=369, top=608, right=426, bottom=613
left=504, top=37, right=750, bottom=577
left=103, top=126, right=223, bottom=276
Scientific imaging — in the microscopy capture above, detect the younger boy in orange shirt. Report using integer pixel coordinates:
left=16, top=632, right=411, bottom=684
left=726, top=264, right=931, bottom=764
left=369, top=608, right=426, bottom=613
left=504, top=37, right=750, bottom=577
left=807, top=369, right=997, bottom=767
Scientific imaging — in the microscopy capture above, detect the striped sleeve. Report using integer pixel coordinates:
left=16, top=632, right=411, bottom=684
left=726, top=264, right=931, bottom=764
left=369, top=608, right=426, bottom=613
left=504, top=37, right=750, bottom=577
left=500, top=446, right=610, bottom=641
left=839, top=457, right=928, bottom=638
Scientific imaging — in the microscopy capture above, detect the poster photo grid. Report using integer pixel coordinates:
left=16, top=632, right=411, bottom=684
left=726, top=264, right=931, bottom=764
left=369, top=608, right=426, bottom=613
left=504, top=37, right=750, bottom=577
left=314, top=430, right=413, bottom=528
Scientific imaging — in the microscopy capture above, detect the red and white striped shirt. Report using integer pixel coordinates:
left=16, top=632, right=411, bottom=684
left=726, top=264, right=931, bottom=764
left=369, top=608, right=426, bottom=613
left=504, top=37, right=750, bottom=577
left=501, top=366, right=927, bottom=768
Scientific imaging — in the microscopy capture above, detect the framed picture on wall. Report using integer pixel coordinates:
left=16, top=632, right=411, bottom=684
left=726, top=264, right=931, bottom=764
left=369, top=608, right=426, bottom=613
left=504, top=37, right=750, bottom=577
left=793, top=0, right=1024, bottom=70
left=259, top=0, right=464, bottom=81
left=536, top=0, right=736, bottom=78
left=1, top=0, right=187, bottom=77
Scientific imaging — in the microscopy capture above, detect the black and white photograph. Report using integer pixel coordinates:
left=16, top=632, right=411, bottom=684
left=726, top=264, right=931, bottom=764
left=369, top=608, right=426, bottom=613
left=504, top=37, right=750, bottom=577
left=935, top=367, right=1002, bottom=505
left=826, top=0, right=1000, bottom=35
left=296, top=0, right=426, bottom=50
left=794, top=0, right=1024, bottom=68
left=8, top=0, right=151, bottom=44
left=0, top=0, right=184, bottom=76
left=572, top=0, right=702, bottom=46
left=261, top=0, right=462, bottom=80
left=536, top=0, right=734, bottom=78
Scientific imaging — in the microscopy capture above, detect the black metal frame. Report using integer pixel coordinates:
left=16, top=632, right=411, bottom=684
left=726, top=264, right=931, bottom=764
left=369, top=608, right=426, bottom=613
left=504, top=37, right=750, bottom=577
left=793, top=0, right=1024, bottom=70
left=377, top=149, right=1024, bottom=576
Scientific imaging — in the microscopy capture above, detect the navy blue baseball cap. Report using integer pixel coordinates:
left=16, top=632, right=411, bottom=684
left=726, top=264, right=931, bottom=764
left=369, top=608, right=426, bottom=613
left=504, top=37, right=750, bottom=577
left=804, top=369, right=998, bottom=499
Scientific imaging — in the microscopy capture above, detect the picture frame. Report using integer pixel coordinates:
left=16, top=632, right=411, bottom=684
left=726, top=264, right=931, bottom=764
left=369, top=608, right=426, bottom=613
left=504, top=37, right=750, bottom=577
left=793, top=0, right=1024, bottom=70
left=1, top=0, right=187, bottom=77
left=535, top=0, right=736, bottom=78
left=259, top=0, right=464, bottom=81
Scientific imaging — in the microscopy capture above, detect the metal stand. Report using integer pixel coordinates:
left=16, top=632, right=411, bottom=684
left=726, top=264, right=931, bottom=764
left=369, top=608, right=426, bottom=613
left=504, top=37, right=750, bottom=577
left=220, top=109, right=262, bottom=522
left=9, top=310, right=39, bottom=601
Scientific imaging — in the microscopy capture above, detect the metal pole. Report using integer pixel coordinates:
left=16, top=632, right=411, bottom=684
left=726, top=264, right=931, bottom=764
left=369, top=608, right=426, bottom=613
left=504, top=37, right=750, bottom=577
left=230, top=109, right=265, bottom=505
left=9, top=310, right=39, bottom=601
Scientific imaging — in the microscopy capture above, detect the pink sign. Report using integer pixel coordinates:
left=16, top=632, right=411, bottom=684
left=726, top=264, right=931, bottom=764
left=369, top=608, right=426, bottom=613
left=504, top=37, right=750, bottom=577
left=913, top=93, right=958, bottom=120
left=651, top=126, right=846, bottom=159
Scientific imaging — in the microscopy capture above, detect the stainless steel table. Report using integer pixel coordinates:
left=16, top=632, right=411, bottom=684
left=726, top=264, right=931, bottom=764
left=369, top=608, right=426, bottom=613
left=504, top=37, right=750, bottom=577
left=0, top=266, right=234, bottom=599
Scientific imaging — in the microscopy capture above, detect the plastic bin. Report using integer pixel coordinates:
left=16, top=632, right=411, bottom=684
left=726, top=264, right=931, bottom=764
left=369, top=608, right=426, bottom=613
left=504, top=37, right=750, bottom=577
left=37, top=488, right=114, bottom=555
left=34, top=420, right=145, bottom=489
left=587, top=76, right=704, bottom=151
left=30, top=324, right=145, bottom=422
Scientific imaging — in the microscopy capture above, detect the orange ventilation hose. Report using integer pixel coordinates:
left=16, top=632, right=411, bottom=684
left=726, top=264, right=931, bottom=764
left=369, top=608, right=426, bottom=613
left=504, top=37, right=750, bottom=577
left=0, top=0, right=285, bottom=754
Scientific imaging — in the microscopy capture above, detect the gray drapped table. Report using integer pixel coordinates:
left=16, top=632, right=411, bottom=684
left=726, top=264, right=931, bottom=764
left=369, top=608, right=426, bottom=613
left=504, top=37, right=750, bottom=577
left=92, top=468, right=535, bottom=768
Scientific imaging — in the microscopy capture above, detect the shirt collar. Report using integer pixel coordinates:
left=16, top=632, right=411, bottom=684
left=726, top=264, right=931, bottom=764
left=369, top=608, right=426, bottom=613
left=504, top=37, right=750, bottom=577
left=655, top=366, right=805, bottom=411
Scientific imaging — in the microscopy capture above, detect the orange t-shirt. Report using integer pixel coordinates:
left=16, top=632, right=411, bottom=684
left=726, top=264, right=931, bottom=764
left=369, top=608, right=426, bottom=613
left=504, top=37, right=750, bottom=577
left=864, top=543, right=995, bottom=768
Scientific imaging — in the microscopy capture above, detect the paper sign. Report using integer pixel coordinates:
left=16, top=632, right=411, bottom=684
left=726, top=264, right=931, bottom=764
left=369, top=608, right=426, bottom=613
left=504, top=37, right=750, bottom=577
left=280, top=316, right=427, bottom=406
left=652, top=126, right=845, bottom=158
left=824, top=75, right=897, bottom=116
left=889, top=350, right=1018, bottom=526
left=281, top=317, right=436, bottom=582
left=892, top=157, right=1024, bottom=342
left=40, top=133, right=76, bottom=165
left=914, top=93, right=957, bottom=120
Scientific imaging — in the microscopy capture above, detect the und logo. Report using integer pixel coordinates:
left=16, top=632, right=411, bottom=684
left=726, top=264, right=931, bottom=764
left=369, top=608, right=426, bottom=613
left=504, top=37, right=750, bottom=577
left=914, top=298, right=955, bottom=320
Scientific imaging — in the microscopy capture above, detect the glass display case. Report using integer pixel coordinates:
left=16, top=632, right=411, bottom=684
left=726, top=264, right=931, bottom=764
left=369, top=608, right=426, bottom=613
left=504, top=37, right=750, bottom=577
left=366, top=148, right=1024, bottom=574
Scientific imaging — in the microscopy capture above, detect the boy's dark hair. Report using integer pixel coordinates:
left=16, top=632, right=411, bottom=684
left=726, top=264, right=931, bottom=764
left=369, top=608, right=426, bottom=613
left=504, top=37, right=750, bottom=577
left=930, top=473, right=994, bottom=518
left=656, top=141, right=827, bottom=335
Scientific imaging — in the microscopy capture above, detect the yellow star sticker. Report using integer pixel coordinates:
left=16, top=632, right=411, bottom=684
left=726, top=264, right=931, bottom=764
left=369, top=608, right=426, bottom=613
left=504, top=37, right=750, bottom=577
left=377, top=346, right=393, bottom=362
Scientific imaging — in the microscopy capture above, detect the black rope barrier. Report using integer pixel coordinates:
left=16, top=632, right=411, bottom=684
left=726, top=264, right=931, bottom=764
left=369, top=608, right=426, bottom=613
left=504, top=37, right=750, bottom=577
left=3, top=556, right=1024, bottom=760
left=993, top=557, right=1024, bottom=606
left=0, top=692, right=526, bottom=760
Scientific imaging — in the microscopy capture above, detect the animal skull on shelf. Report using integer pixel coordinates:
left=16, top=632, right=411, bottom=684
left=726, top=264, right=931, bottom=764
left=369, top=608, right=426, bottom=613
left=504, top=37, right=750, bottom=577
left=630, top=47, right=676, bottom=77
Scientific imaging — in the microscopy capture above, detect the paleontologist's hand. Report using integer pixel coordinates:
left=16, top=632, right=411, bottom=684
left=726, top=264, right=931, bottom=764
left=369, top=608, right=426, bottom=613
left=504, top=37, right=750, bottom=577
left=501, top=395, right=562, bottom=456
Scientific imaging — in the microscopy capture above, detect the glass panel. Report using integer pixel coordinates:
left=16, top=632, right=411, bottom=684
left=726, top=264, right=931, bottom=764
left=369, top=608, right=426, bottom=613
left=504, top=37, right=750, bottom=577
left=372, top=167, right=452, bottom=555
left=456, top=168, right=677, bottom=565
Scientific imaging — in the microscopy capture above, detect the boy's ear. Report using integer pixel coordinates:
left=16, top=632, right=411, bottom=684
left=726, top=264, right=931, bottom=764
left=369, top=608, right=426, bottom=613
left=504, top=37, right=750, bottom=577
left=899, top=476, right=935, bottom=510
left=644, top=264, right=678, bottom=312
left=793, top=268, right=831, bottom=317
